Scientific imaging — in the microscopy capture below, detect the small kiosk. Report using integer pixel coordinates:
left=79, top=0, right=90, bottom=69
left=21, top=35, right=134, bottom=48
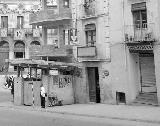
left=9, top=59, right=81, bottom=106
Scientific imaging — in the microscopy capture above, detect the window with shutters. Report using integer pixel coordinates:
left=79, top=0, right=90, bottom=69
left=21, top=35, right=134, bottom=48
left=17, top=16, right=24, bottom=28
left=1, top=16, right=8, bottom=28
left=85, top=24, right=96, bottom=46
left=132, top=2, right=147, bottom=29
left=63, top=29, right=70, bottom=45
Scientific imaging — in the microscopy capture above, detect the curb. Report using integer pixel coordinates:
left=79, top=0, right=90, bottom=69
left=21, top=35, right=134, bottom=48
left=0, top=104, right=160, bottom=124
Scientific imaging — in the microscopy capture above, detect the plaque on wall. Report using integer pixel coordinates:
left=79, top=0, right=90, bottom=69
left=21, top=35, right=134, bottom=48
left=0, top=28, right=7, bottom=37
left=33, top=29, right=40, bottom=37
left=14, top=29, right=25, bottom=40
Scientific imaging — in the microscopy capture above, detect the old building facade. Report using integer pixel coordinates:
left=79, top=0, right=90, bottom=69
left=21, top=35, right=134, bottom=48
left=0, top=0, right=42, bottom=74
left=74, top=0, right=160, bottom=106
left=29, top=0, right=160, bottom=106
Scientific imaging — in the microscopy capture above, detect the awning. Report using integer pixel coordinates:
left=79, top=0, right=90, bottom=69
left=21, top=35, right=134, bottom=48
left=7, top=59, right=82, bottom=69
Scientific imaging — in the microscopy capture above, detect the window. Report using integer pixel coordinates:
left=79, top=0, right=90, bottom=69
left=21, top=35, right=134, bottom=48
left=133, top=10, right=147, bottom=28
left=14, top=52, right=25, bottom=58
left=85, top=24, right=96, bottom=46
left=47, top=28, right=58, bottom=47
left=1, top=16, right=8, bottom=28
left=63, top=0, right=69, bottom=8
left=132, top=2, right=147, bottom=28
left=17, top=16, right=24, bottom=28
left=63, top=29, right=70, bottom=45
left=47, top=0, right=57, bottom=7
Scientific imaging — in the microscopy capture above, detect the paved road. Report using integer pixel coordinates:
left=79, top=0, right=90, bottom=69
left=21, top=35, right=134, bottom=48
left=0, top=90, right=12, bottom=102
left=0, top=107, right=160, bottom=126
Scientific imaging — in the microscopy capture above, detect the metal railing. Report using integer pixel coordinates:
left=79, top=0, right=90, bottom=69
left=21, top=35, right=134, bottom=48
left=0, top=28, right=42, bottom=37
left=124, top=23, right=155, bottom=42
left=29, top=8, right=72, bottom=24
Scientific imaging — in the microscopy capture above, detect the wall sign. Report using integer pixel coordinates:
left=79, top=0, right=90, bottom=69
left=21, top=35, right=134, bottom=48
left=102, top=70, right=109, bottom=78
left=33, top=29, right=40, bottom=37
left=14, top=29, right=25, bottom=40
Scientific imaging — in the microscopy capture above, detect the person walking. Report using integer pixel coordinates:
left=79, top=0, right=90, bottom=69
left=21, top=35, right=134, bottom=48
left=40, top=85, right=46, bottom=108
left=11, top=81, right=14, bottom=102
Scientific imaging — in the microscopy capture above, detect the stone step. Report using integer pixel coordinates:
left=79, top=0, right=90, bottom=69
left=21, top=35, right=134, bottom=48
left=131, top=92, right=158, bottom=106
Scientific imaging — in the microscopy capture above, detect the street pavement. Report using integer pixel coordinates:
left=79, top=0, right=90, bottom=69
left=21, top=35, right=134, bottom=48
left=0, top=101, right=160, bottom=125
left=0, top=89, right=160, bottom=125
left=1, top=107, right=159, bottom=126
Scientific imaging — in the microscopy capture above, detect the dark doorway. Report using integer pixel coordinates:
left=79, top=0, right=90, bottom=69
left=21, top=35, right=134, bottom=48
left=87, top=67, right=100, bottom=103
left=15, top=52, right=24, bottom=58
left=139, top=53, right=156, bottom=93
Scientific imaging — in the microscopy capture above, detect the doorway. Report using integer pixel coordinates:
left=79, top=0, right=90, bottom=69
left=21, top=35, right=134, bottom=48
left=87, top=67, right=100, bottom=103
left=139, top=54, right=157, bottom=93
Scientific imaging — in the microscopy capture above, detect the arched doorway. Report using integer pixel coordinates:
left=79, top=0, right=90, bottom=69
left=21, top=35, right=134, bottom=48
left=14, top=41, right=25, bottom=59
left=0, top=41, right=9, bottom=72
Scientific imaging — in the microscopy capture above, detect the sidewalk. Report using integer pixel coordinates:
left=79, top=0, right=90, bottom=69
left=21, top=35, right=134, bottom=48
left=1, top=102, right=160, bottom=124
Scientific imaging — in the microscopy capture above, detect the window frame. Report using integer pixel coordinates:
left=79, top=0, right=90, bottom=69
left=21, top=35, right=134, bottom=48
left=1, top=16, right=8, bottom=28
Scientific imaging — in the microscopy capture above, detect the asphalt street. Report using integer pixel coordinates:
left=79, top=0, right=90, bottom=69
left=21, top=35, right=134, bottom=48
left=0, top=107, right=160, bottom=126
left=0, top=88, right=159, bottom=126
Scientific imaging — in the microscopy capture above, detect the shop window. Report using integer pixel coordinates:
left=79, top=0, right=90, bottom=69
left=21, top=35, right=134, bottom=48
left=1, top=16, right=8, bottom=28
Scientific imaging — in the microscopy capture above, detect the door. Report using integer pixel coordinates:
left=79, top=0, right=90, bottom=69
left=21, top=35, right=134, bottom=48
left=140, top=54, right=156, bottom=93
left=87, top=67, right=100, bottom=103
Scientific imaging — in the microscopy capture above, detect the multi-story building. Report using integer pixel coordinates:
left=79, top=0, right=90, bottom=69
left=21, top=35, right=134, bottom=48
left=75, top=0, right=111, bottom=104
left=0, top=0, right=42, bottom=74
left=29, top=0, right=74, bottom=63
left=108, top=0, right=159, bottom=106
left=29, top=0, right=160, bottom=106
left=75, top=0, right=160, bottom=106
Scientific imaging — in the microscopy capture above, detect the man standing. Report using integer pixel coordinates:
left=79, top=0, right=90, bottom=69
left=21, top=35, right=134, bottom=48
left=40, top=85, right=46, bottom=108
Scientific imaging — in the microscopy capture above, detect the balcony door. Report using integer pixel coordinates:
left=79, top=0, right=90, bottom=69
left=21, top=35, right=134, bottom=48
left=17, top=16, right=24, bottom=29
left=1, top=16, right=8, bottom=28
left=132, top=2, right=147, bottom=41
left=85, top=24, right=96, bottom=46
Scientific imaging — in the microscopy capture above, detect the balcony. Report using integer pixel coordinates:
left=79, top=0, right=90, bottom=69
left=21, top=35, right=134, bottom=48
left=77, top=43, right=110, bottom=62
left=125, top=23, right=155, bottom=43
left=79, top=0, right=97, bottom=19
left=29, top=8, right=72, bottom=25
left=29, top=45, right=73, bottom=58
left=0, top=28, right=42, bottom=40
left=124, top=23, right=155, bottom=52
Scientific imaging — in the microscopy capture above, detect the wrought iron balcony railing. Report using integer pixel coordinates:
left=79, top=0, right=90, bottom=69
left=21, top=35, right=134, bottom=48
left=0, top=28, right=42, bottom=38
left=124, top=23, right=155, bottom=43
left=29, top=8, right=72, bottom=25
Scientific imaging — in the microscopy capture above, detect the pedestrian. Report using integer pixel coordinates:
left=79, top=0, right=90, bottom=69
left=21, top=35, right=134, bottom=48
left=11, top=81, right=14, bottom=102
left=40, top=84, right=46, bottom=108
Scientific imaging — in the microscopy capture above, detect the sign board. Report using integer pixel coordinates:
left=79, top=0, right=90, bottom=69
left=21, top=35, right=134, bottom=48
left=14, top=29, right=25, bottom=40
left=70, top=29, right=77, bottom=44
left=49, top=69, right=58, bottom=75
left=77, top=46, right=96, bottom=57
left=33, top=29, right=40, bottom=37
